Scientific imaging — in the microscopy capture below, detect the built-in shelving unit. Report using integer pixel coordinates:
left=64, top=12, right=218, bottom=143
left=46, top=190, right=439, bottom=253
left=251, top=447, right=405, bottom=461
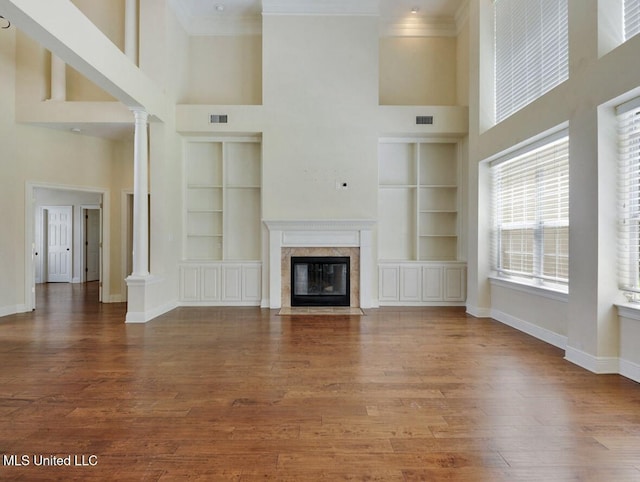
left=379, top=141, right=459, bottom=261
left=378, top=139, right=465, bottom=305
left=181, top=137, right=262, bottom=306
left=184, top=138, right=261, bottom=261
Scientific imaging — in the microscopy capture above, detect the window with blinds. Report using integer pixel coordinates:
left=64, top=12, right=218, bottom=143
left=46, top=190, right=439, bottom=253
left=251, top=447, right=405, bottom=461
left=492, top=134, right=569, bottom=288
left=625, top=0, right=640, bottom=40
left=494, top=0, right=569, bottom=124
left=618, top=98, right=640, bottom=298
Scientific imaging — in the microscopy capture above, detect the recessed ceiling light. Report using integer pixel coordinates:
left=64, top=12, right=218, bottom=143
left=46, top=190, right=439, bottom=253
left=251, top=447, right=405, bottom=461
left=71, top=127, right=81, bottom=133
left=411, top=7, right=419, bottom=14
left=215, top=4, right=224, bottom=12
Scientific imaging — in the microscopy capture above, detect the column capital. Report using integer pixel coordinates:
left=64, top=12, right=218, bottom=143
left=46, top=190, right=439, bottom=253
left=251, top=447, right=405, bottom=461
left=130, top=108, right=149, bottom=124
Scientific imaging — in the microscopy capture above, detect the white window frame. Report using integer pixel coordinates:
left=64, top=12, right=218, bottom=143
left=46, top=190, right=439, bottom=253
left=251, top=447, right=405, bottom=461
left=618, top=97, right=640, bottom=300
left=491, top=132, right=569, bottom=291
left=494, top=0, right=569, bottom=124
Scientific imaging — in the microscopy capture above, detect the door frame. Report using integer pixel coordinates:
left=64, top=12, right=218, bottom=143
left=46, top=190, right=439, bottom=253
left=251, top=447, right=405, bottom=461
left=25, top=182, right=111, bottom=310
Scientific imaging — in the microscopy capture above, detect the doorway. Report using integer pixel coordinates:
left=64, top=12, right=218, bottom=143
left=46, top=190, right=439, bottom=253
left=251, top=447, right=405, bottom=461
left=27, top=184, right=110, bottom=311
left=83, top=207, right=101, bottom=283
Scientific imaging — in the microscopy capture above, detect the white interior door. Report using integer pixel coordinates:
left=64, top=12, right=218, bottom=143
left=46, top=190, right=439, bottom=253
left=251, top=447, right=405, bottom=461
left=46, top=206, right=73, bottom=282
left=85, top=209, right=100, bottom=282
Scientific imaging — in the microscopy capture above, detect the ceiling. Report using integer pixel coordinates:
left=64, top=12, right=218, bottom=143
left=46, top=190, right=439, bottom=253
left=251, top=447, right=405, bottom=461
left=176, top=0, right=466, bottom=18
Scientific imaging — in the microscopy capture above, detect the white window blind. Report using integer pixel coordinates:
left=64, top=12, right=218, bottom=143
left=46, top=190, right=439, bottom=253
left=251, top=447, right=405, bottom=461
left=494, top=0, right=569, bottom=123
left=618, top=98, right=640, bottom=296
left=492, top=134, right=569, bottom=287
left=625, top=0, right=640, bottom=40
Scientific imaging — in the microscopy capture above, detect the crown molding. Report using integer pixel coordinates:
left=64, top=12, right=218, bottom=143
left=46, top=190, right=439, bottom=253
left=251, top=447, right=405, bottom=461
left=262, top=0, right=379, bottom=16
left=188, top=15, right=262, bottom=36
left=381, top=16, right=457, bottom=38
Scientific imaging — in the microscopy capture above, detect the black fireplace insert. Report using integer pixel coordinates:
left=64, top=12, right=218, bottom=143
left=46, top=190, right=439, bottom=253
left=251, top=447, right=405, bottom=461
left=291, top=256, right=350, bottom=306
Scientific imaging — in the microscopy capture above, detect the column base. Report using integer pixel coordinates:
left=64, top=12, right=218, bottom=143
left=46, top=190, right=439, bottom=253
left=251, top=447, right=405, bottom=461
left=125, top=275, right=174, bottom=323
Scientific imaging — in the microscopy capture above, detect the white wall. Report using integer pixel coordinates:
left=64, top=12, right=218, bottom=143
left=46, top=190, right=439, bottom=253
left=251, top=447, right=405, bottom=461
left=261, top=14, right=380, bottom=221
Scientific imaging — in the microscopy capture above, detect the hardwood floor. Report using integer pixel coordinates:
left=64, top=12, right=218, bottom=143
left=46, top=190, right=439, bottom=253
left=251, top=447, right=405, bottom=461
left=1, top=283, right=639, bottom=481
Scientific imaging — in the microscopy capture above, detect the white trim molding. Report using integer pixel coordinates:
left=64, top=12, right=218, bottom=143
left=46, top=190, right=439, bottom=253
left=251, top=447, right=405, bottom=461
left=466, top=305, right=492, bottom=318
left=564, top=346, right=620, bottom=374
left=490, top=309, right=568, bottom=350
left=0, top=304, right=30, bottom=319
left=620, top=359, right=640, bottom=383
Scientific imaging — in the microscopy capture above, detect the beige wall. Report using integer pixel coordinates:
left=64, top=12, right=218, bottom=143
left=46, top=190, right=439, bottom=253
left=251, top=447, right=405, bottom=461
left=0, top=26, right=134, bottom=313
left=68, top=0, right=124, bottom=101
left=261, top=15, right=379, bottom=221
left=0, top=27, right=19, bottom=314
left=183, top=35, right=262, bottom=105
left=379, top=36, right=457, bottom=105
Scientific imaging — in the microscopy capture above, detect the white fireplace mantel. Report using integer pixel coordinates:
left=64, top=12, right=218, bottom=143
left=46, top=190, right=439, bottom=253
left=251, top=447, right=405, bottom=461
left=264, top=219, right=376, bottom=309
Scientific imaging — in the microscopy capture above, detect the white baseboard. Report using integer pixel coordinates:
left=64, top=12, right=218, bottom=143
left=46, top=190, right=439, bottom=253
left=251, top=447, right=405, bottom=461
left=490, top=309, right=568, bottom=349
left=466, top=305, right=492, bottom=318
left=108, top=294, right=124, bottom=303
left=0, top=304, right=29, bottom=319
left=178, top=301, right=262, bottom=307
left=564, top=346, right=620, bottom=374
left=619, top=358, right=640, bottom=383
left=125, top=300, right=178, bottom=323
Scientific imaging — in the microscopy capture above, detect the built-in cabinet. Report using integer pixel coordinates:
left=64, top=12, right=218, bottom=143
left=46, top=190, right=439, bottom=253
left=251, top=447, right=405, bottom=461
left=378, top=263, right=466, bottom=305
left=179, top=262, right=262, bottom=305
left=378, top=140, right=466, bottom=305
left=181, top=138, right=262, bottom=305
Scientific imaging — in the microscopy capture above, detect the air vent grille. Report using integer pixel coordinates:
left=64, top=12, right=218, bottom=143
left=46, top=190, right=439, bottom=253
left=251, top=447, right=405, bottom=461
left=209, top=114, right=228, bottom=124
left=416, top=116, right=433, bottom=125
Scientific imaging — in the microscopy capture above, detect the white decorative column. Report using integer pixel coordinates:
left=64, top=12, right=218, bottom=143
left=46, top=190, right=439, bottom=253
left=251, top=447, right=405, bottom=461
left=50, top=54, right=66, bottom=101
left=124, top=0, right=138, bottom=64
left=130, top=108, right=149, bottom=278
left=126, top=108, right=155, bottom=323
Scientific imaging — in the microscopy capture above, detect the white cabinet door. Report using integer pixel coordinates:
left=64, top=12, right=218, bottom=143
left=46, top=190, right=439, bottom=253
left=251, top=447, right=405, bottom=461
left=222, top=265, right=242, bottom=301
left=400, top=265, right=421, bottom=302
left=379, top=266, right=399, bottom=301
left=444, top=266, right=466, bottom=301
left=242, top=265, right=262, bottom=301
left=202, top=265, right=221, bottom=301
left=180, top=266, right=200, bottom=301
left=422, top=266, right=443, bottom=301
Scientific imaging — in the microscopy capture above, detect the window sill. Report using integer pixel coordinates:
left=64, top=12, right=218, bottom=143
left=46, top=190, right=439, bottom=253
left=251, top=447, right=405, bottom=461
left=489, top=276, right=568, bottom=303
left=616, top=302, right=640, bottom=321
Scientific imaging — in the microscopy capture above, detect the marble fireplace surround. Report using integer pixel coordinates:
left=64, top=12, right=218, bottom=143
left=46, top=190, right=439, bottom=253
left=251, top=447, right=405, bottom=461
left=264, top=220, right=375, bottom=309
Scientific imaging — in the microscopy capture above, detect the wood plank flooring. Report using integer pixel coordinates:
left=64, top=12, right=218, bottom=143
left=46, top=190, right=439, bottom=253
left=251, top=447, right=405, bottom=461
left=0, top=282, right=639, bottom=480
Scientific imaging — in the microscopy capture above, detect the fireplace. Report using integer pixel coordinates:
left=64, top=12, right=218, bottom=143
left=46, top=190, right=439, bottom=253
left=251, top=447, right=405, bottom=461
left=291, top=256, right=350, bottom=306
left=263, top=220, right=375, bottom=309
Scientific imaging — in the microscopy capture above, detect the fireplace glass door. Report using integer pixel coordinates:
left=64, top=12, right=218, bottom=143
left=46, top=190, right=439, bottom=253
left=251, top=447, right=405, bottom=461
left=291, top=256, right=350, bottom=306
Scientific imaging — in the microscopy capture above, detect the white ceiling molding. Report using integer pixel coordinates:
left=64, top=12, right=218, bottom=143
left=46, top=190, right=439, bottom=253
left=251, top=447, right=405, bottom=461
left=261, top=0, right=379, bottom=16
left=168, top=0, right=261, bottom=35
left=168, top=0, right=466, bottom=37
left=381, top=16, right=457, bottom=38
left=187, top=15, right=261, bottom=36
